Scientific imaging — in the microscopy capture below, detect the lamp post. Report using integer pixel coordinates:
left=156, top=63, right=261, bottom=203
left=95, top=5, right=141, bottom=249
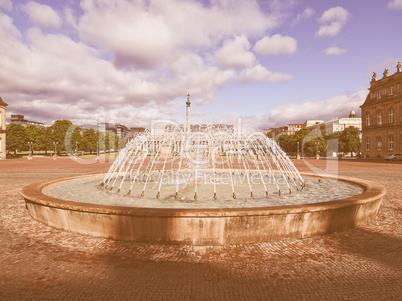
left=75, top=141, right=78, bottom=156
left=28, top=141, right=32, bottom=159
left=96, top=141, right=99, bottom=156
left=297, top=141, right=300, bottom=159
left=315, top=141, right=319, bottom=159
left=53, top=141, right=58, bottom=157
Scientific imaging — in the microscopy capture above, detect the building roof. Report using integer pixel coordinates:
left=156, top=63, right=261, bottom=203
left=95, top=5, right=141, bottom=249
left=0, top=96, right=8, bottom=107
left=361, top=65, right=402, bottom=108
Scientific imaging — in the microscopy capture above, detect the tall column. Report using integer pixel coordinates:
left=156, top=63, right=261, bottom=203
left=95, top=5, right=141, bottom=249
left=186, top=93, right=191, bottom=133
left=0, top=97, right=8, bottom=160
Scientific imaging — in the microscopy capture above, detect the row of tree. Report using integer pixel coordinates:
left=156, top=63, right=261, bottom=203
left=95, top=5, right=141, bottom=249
left=6, top=120, right=127, bottom=156
left=272, top=126, right=361, bottom=156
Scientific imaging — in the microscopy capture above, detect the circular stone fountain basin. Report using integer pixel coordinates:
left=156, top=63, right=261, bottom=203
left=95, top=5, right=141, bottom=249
left=21, top=173, right=385, bottom=245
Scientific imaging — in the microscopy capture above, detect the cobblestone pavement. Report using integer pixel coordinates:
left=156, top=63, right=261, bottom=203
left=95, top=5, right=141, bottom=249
left=0, top=157, right=401, bottom=300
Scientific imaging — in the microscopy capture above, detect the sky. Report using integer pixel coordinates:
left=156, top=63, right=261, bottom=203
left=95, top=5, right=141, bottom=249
left=0, top=0, right=401, bottom=130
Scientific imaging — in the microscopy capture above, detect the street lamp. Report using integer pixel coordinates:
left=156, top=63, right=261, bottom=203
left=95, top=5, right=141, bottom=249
left=96, top=141, right=99, bottom=156
left=53, top=141, right=58, bottom=156
left=75, top=141, right=78, bottom=156
left=28, top=141, right=32, bottom=156
left=315, top=141, right=319, bottom=157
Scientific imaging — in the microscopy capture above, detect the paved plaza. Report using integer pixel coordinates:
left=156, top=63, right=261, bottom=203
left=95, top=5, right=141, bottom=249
left=0, top=157, right=401, bottom=300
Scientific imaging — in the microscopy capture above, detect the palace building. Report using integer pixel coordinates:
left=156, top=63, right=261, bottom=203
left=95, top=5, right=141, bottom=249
left=0, top=97, right=8, bottom=159
left=360, top=62, right=402, bottom=158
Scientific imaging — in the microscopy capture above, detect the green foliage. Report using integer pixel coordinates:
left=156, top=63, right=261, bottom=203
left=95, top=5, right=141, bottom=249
left=276, top=128, right=327, bottom=156
left=40, top=127, right=54, bottom=154
left=82, top=129, right=97, bottom=153
left=64, top=125, right=82, bottom=154
left=274, top=126, right=361, bottom=157
left=50, top=120, right=73, bottom=154
left=26, top=125, right=43, bottom=154
left=117, top=136, right=127, bottom=150
left=339, top=126, right=361, bottom=153
left=6, top=123, right=28, bottom=154
left=277, top=134, right=296, bottom=153
left=6, top=119, right=129, bottom=156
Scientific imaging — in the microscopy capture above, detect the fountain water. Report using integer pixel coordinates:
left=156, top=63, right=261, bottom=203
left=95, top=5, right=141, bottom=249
left=101, top=126, right=305, bottom=202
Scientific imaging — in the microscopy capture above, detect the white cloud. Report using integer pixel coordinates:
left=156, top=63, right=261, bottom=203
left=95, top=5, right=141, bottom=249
left=168, top=53, right=204, bottom=77
left=215, top=35, right=256, bottom=69
left=388, top=0, right=402, bottom=9
left=319, top=6, right=348, bottom=24
left=21, top=1, right=62, bottom=30
left=0, top=0, right=12, bottom=12
left=291, top=7, right=315, bottom=26
left=324, top=46, right=347, bottom=56
left=258, top=90, right=366, bottom=128
left=0, top=11, right=236, bottom=126
left=253, top=34, right=297, bottom=56
left=238, top=64, right=293, bottom=84
left=77, top=0, right=278, bottom=69
left=0, top=0, right=294, bottom=127
left=315, top=6, right=349, bottom=37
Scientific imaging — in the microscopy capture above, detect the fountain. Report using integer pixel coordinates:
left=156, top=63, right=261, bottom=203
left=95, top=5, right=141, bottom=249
left=21, top=96, right=386, bottom=245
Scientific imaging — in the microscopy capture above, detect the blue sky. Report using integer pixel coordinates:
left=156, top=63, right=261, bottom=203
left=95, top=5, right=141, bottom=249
left=0, top=0, right=401, bottom=129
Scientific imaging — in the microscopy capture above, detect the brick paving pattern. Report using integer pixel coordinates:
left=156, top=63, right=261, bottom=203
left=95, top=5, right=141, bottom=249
left=0, top=157, right=401, bottom=300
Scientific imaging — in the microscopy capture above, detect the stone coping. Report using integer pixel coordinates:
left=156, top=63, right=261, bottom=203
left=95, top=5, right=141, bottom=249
left=21, top=172, right=386, bottom=217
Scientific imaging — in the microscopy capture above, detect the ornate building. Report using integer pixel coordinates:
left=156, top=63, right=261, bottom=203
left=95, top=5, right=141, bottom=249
left=0, top=97, right=8, bottom=159
left=360, top=62, right=402, bottom=158
left=305, top=110, right=361, bottom=135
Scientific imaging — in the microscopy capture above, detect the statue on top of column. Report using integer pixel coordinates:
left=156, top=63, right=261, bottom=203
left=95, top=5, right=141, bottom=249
left=397, top=62, right=401, bottom=73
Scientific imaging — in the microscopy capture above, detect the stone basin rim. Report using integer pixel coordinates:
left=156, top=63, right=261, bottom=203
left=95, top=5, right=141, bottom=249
left=21, top=172, right=386, bottom=217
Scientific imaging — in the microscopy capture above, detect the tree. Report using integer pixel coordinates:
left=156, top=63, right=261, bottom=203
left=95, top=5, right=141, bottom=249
left=70, top=126, right=82, bottom=155
left=6, top=123, right=28, bottom=155
left=277, top=135, right=293, bottom=154
left=294, top=129, right=311, bottom=156
left=97, top=131, right=106, bottom=152
left=305, top=136, right=327, bottom=156
left=82, top=129, right=97, bottom=153
left=40, top=127, right=54, bottom=155
left=298, top=128, right=327, bottom=156
left=26, top=125, right=43, bottom=155
left=117, top=136, right=127, bottom=150
left=339, top=126, right=361, bottom=154
left=50, top=120, right=73, bottom=154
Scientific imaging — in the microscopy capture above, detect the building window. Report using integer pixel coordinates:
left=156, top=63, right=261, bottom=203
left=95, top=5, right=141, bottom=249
left=366, top=138, right=370, bottom=151
left=377, top=90, right=382, bottom=98
left=377, top=137, right=382, bottom=151
left=366, top=113, right=370, bottom=127
left=389, top=86, right=394, bottom=95
left=389, top=136, right=394, bottom=150
left=389, top=108, right=394, bottom=124
left=377, top=111, right=382, bottom=125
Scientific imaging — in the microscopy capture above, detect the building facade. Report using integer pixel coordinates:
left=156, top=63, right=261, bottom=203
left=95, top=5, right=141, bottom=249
left=306, top=110, right=361, bottom=135
left=266, top=123, right=303, bottom=139
left=360, top=63, right=402, bottom=158
left=0, top=97, right=8, bottom=159
left=10, top=114, right=44, bottom=127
